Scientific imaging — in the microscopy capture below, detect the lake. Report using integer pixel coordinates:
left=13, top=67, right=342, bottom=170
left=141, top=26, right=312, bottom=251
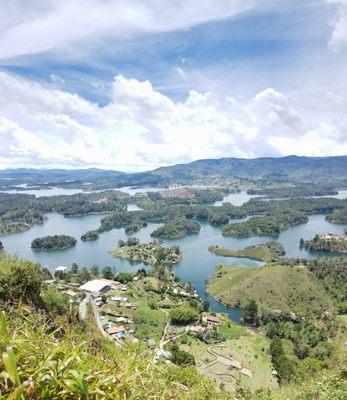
left=1, top=191, right=346, bottom=322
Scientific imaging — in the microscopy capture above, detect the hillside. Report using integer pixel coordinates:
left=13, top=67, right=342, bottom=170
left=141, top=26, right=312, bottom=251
left=1, top=156, right=346, bottom=190
left=150, top=155, right=347, bottom=184
left=206, top=264, right=334, bottom=314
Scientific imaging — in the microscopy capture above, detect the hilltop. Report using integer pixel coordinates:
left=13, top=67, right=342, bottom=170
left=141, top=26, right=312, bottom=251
left=206, top=263, right=335, bottom=314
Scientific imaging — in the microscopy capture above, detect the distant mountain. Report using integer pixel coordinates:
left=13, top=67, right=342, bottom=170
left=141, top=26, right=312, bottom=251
left=1, top=156, right=346, bottom=188
left=148, top=156, right=347, bottom=183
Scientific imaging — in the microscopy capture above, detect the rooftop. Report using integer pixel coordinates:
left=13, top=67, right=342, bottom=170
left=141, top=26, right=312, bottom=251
left=79, top=279, right=114, bottom=293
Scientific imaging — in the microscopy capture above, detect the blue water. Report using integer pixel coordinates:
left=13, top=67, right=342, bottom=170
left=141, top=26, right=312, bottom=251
left=1, top=191, right=346, bottom=323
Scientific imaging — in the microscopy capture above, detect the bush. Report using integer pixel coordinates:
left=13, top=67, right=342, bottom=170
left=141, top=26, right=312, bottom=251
left=170, top=344, right=195, bottom=366
left=41, top=286, right=70, bottom=316
left=0, top=257, right=43, bottom=305
left=169, top=306, right=199, bottom=325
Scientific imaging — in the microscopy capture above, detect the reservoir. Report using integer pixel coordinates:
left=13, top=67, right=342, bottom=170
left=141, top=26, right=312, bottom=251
left=1, top=191, right=346, bottom=322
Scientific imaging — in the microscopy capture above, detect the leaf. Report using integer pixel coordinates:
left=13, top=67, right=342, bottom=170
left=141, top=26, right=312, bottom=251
left=0, top=311, right=10, bottom=345
left=3, top=347, right=21, bottom=386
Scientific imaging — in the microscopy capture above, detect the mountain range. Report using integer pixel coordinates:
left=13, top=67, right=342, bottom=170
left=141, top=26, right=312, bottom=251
left=1, top=155, right=346, bottom=189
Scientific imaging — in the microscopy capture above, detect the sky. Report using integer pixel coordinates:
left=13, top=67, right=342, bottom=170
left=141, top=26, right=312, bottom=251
left=0, top=0, right=346, bottom=171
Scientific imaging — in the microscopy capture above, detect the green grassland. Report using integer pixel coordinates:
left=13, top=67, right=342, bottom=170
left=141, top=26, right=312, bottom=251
left=179, top=315, right=277, bottom=393
left=206, top=263, right=334, bottom=314
left=208, top=241, right=285, bottom=262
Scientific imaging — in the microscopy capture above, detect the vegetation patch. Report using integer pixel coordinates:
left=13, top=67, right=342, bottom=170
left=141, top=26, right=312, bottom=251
left=206, top=263, right=334, bottom=314
left=151, top=218, right=201, bottom=239
left=209, top=241, right=285, bottom=262
left=31, top=234, right=77, bottom=250
left=109, top=241, right=182, bottom=266
left=300, top=233, right=347, bottom=254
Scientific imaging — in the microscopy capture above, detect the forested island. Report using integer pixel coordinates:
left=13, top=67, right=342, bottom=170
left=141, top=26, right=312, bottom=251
left=209, top=241, right=285, bottom=262
left=0, top=222, right=31, bottom=236
left=124, top=220, right=148, bottom=234
left=300, top=234, right=347, bottom=254
left=80, top=229, right=100, bottom=241
left=326, top=207, right=347, bottom=224
left=0, top=240, right=3, bottom=250
left=221, top=211, right=308, bottom=237
left=109, top=241, right=182, bottom=266
left=247, top=184, right=338, bottom=198
left=151, top=218, right=201, bottom=239
left=31, top=235, right=77, bottom=250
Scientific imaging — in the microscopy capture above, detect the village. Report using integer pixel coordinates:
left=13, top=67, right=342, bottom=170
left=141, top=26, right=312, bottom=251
left=45, top=263, right=277, bottom=392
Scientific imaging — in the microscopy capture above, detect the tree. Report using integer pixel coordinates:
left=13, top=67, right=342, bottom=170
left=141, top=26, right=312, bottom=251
left=115, top=272, right=133, bottom=283
left=0, top=258, right=43, bottom=305
left=201, top=300, right=210, bottom=312
left=169, top=306, right=199, bottom=325
left=41, top=267, right=52, bottom=280
left=41, top=286, right=70, bottom=316
left=170, top=343, right=195, bottom=366
left=78, top=267, right=91, bottom=284
left=136, top=268, right=147, bottom=278
left=71, top=263, right=79, bottom=274
left=91, top=264, right=99, bottom=276
left=102, top=266, right=113, bottom=279
left=269, top=337, right=296, bottom=384
left=243, top=299, right=258, bottom=324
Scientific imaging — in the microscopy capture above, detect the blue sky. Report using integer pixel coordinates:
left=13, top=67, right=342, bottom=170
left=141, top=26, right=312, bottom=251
left=0, top=0, right=346, bottom=170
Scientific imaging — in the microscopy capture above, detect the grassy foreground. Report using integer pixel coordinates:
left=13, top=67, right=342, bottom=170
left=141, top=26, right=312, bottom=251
left=0, top=308, right=229, bottom=400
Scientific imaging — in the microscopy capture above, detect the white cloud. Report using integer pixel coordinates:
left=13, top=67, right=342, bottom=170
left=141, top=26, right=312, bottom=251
left=327, top=0, right=347, bottom=51
left=0, top=72, right=345, bottom=170
left=0, top=0, right=256, bottom=60
left=50, top=74, right=65, bottom=85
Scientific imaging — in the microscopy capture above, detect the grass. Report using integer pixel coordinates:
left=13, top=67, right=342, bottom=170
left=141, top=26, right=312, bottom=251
left=208, top=242, right=285, bottom=262
left=180, top=330, right=276, bottom=393
left=223, top=336, right=277, bottom=392
left=0, top=308, right=229, bottom=400
left=206, top=263, right=335, bottom=314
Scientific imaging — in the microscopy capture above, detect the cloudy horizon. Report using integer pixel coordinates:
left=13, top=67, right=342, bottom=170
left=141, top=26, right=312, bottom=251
left=0, top=0, right=346, bottom=171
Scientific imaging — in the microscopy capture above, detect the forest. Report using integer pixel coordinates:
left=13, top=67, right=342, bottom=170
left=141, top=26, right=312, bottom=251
left=151, top=218, right=201, bottom=239
left=300, top=234, right=347, bottom=254
left=247, top=184, right=338, bottom=198
left=31, top=235, right=77, bottom=250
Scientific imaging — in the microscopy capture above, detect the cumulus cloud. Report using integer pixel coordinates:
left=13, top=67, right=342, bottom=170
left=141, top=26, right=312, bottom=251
left=0, top=72, right=345, bottom=170
left=0, top=0, right=256, bottom=60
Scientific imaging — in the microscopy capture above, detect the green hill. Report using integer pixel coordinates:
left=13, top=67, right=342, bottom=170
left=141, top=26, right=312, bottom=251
left=208, top=242, right=285, bottom=262
left=206, top=264, right=334, bottom=314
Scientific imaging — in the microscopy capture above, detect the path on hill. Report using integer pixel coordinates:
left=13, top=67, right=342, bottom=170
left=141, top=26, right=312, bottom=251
left=79, top=294, right=90, bottom=320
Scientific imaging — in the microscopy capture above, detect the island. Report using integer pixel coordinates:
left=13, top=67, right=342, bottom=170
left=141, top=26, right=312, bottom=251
left=31, top=235, right=77, bottom=250
left=0, top=223, right=31, bottom=236
left=300, top=233, right=347, bottom=254
left=221, top=211, right=308, bottom=237
left=125, top=220, right=148, bottom=235
left=0, top=241, right=3, bottom=250
left=208, top=241, right=285, bottom=262
left=151, top=218, right=201, bottom=239
left=109, top=241, right=182, bottom=266
left=81, top=229, right=100, bottom=241
left=326, top=207, right=347, bottom=224
left=247, top=184, right=338, bottom=198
